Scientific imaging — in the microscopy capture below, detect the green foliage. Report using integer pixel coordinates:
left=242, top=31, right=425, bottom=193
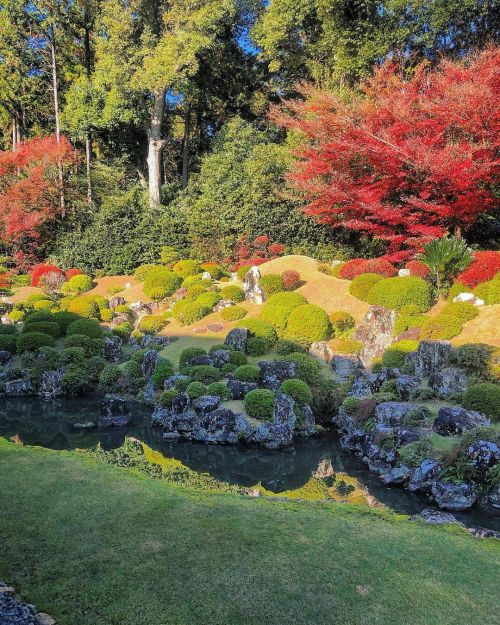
left=22, top=321, right=60, bottom=339
left=451, top=344, right=498, bottom=380
left=0, top=334, right=17, bottom=353
left=330, top=311, right=356, bottom=338
left=235, top=318, right=277, bottom=350
left=159, top=389, right=178, bottom=407
left=173, top=260, right=201, bottom=278
left=334, top=339, right=363, bottom=355
left=220, top=306, right=247, bottom=321
left=237, top=265, right=251, bottom=281
left=32, top=299, right=55, bottom=311
left=16, top=332, right=55, bottom=353
left=67, top=319, right=103, bottom=339
left=112, top=322, right=133, bottom=340
left=420, top=315, right=463, bottom=340
left=473, top=273, right=500, bottom=305
left=441, top=302, right=479, bottom=323
left=23, top=310, right=53, bottom=324
left=283, top=352, right=321, bottom=384
left=186, top=382, right=207, bottom=399
left=234, top=365, right=261, bottom=383
left=139, top=314, right=170, bottom=335
left=246, top=337, right=270, bottom=356
left=152, top=360, right=175, bottom=390
left=260, top=291, right=308, bottom=336
left=342, top=397, right=360, bottom=415
left=280, top=378, right=313, bottom=405
left=134, top=264, right=160, bottom=282
left=144, top=268, right=182, bottom=301
left=382, top=340, right=419, bottom=369
left=285, top=304, right=331, bottom=344
left=190, top=365, right=223, bottom=384
left=179, top=348, right=207, bottom=373
left=448, top=282, right=470, bottom=300
left=99, top=364, right=122, bottom=392
left=196, top=291, right=221, bottom=308
left=398, top=440, right=436, bottom=468
left=394, top=312, right=427, bottom=336
left=368, top=276, right=431, bottom=311
left=64, top=334, right=103, bottom=357
left=68, top=274, right=93, bottom=293
left=417, top=236, right=473, bottom=296
left=7, top=310, right=25, bottom=322
left=0, top=324, right=17, bottom=335
left=172, top=300, right=211, bottom=325
left=245, top=389, right=275, bottom=421
left=462, top=383, right=500, bottom=420
left=220, top=285, right=245, bottom=302
left=275, top=339, right=307, bottom=355
left=99, top=308, right=114, bottom=322
left=206, top=382, right=230, bottom=400
left=61, top=347, right=86, bottom=365
left=259, top=274, right=285, bottom=298
left=67, top=296, right=100, bottom=319
left=349, top=273, right=383, bottom=302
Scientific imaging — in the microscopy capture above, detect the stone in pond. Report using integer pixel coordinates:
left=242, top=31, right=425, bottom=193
left=431, top=481, right=477, bottom=511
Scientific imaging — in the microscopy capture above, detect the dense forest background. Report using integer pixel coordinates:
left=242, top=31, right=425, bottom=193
left=0, top=0, right=498, bottom=273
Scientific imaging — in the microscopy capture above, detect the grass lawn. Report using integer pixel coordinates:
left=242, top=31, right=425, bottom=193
left=0, top=440, right=499, bottom=625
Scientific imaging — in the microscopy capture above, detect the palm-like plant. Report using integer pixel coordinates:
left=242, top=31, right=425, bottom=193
left=417, top=236, right=473, bottom=297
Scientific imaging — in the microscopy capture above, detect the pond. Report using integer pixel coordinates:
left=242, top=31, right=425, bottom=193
left=0, top=396, right=498, bottom=531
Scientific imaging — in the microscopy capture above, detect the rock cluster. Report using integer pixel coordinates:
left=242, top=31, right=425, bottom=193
left=0, top=581, right=56, bottom=625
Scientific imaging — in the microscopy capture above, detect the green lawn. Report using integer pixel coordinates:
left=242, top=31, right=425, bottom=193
left=0, top=439, right=499, bottom=625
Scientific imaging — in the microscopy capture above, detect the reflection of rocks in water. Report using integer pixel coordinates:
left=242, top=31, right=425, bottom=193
left=314, top=458, right=334, bottom=479
left=99, top=428, right=127, bottom=450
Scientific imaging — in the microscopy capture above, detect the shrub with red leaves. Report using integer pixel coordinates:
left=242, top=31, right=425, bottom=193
left=0, top=273, right=11, bottom=288
left=31, top=263, right=64, bottom=287
left=65, top=268, right=82, bottom=280
left=457, top=251, right=500, bottom=287
left=282, top=270, right=301, bottom=290
left=362, top=259, right=397, bottom=277
left=339, top=259, right=367, bottom=280
left=230, top=234, right=286, bottom=270
left=253, top=235, right=270, bottom=247
left=406, top=260, right=430, bottom=278
left=269, top=243, right=286, bottom=256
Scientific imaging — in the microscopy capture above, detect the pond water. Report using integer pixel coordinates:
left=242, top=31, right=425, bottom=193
left=0, top=396, right=499, bottom=531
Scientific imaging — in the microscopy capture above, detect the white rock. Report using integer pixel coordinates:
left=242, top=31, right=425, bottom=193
left=125, top=281, right=131, bottom=289
left=453, top=292, right=485, bottom=306
left=398, top=268, right=411, bottom=277
left=202, top=271, right=212, bottom=280
left=331, top=259, right=343, bottom=267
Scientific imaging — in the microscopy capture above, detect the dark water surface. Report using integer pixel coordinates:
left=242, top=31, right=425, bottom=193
left=0, top=396, right=498, bottom=531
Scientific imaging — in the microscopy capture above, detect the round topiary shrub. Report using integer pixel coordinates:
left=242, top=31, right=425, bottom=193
left=334, top=339, right=363, bottom=355
left=139, top=313, right=170, bottom=334
left=349, top=273, right=383, bottom=302
left=68, top=274, right=93, bottom=293
left=7, top=310, right=25, bottom=323
left=152, top=359, right=175, bottom=389
left=282, top=352, right=321, bottom=384
left=67, top=296, right=100, bottom=319
left=185, top=285, right=206, bottom=299
left=143, top=268, right=182, bottom=301
left=172, top=300, right=211, bottom=325
left=134, top=264, right=159, bottom=282
left=196, top=291, right=221, bottom=308
left=381, top=340, right=419, bottom=368
left=285, top=304, right=331, bottom=344
left=235, top=318, right=277, bottom=350
left=186, top=381, right=207, bottom=399
left=179, top=347, right=206, bottom=372
left=234, top=364, right=261, bottom=383
left=99, top=308, right=114, bottom=322
left=159, top=389, right=178, bottom=407
left=22, top=321, right=60, bottom=339
left=112, top=322, right=133, bottom=340
left=220, top=285, right=245, bottom=302
left=67, top=318, right=103, bottom=339
left=61, top=346, right=86, bottom=365
left=394, top=312, right=427, bottom=336
left=98, top=364, right=122, bottom=392
left=64, top=334, right=103, bottom=357
left=220, top=306, right=247, bottom=321
left=282, top=269, right=301, bottom=291
left=451, top=343, right=498, bottom=379
left=280, top=378, right=313, bottom=405
left=275, top=339, right=307, bottom=355
left=245, top=388, right=275, bottom=420
left=207, top=382, right=230, bottom=400
left=259, top=274, right=285, bottom=298
left=190, top=365, right=223, bottom=384
left=237, top=265, right=251, bottom=281
left=17, top=332, right=55, bottom=353
left=441, top=302, right=479, bottom=323
left=260, top=292, right=308, bottom=336
left=420, top=315, right=463, bottom=340
left=462, top=382, right=500, bottom=420
left=330, top=311, right=356, bottom=338
left=0, top=334, right=17, bottom=353
left=32, top=299, right=55, bottom=311
left=339, top=258, right=367, bottom=280
left=23, top=310, right=54, bottom=324
left=246, top=337, right=270, bottom=356
left=341, top=397, right=361, bottom=415
left=229, top=350, right=247, bottom=366
left=367, top=276, right=432, bottom=311
left=173, top=260, right=201, bottom=278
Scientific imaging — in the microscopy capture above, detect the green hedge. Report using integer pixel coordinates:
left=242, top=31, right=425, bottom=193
left=22, top=321, right=61, bottom=339
left=220, top=285, right=245, bottom=302
left=330, top=311, right=356, bottom=338
left=67, top=319, right=103, bottom=339
left=17, top=332, right=55, bottom=353
left=234, top=365, right=261, bottom=383
left=463, top=382, right=500, bottom=420
left=349, top=273, right=383, bottom=302
left=245, top=389, right=275, bottom=420
left=282, top=352, right=321, bottom=384
left=220, top=306, right=247, bottom=321
left=280, top=378, right=313, bottom=405
left=259, top=274, right=284, bottom=298
left=0, top=334, right=17, bottom=353
left=172, top=300, right=211, bottom=325
left=235, top=318, right=277, bottom=350
left=420, top=315, right=463, bottom=340
left=285, top=304, right=331, bottom=344
left=367, top=276, right=431, bottom=311
left=260, top=292, right=307, bottom=337
left=68, top=274, right=93, bottom=293
left=143, top=268, right=182, bottom=301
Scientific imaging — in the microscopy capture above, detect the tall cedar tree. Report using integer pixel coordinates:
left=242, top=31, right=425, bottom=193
left=273, top=47, right=500, bottom=261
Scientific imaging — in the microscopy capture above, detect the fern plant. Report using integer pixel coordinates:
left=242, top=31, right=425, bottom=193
left=417, top=236, right=473, bottom=297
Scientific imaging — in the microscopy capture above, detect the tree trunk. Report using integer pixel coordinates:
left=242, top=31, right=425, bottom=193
left=85, top=134, right=93, bottom=205
left=49, top=30, right=65, bottom=215
left=181, top=104, right=191, bottom=190
left=83, top=12, right=93, bottom=205
left=147, top=90, right=166, bottom=206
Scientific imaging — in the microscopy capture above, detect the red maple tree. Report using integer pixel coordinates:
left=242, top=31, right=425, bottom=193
left=0, top=136, right=79, bottom=262
left=273, top=47, right=499, bottom=261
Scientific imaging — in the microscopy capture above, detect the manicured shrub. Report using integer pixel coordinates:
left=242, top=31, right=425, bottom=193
left=220, top=285, right=245, bottom=302
left=349, top=273, right=383, bottom=301
left=22, top=321, right=60, bottom=339
left=64, top=334, right=103, bottom=357
left=33, top=299, right=55, bottom=311
left=220, top=306, right=247, bottom=321
left=285, top=304, right=331, bottom=344
left=381, top=340, right=419, bottom=368
left=361, top=259, right=397, bottom=277
left=134, top=264, right=159, bottom=282
left=275, top=339, right=307, bottom=355
left=448, top=282, right=470, bottom=301
left=399, top=304, right=423, bottom=317
left=405, top=260, right=430, bottom=278
left=190, top=365, right=223, bottom=384
left=441, top=302, right=479, bottom=323
left=196, top=291, right=221, bottom=308
left=246, top=337, right=269, bottom=356
left=0, top=334, right=17, bottom=353
left=234, top=364, right=261, bottom=383
left=237, top=265, right=251, bottom=281
left=16, top=332, right=55, bottom=353
left=200, top=262, right=225, bottom=280
left=229, top=350, right=247, bottom=366
left=139, top=313, right=170, bottom=334
left=329, top=311, right=355, bottom=338
left=282, top=352, right=321, bottom=384
left=181, top=274, right=205, bottom=288
left=207, top=382, right=230, bottom=400
left=172, top=300, right=211, bottom=325
left=473, top=273, right=500, bottom=305
left=114, top=304, right=131, bottom=315
left=457, top=252, right=500, bottom=288
left=0, top=324, right=17, bottom=335
left=7, top=310, right=25, bottom=323
left=463, top=382, right=500, bottom=421
left=143, top=268, right=182, bottom=301
left=24, top=310, right=53, bottom=324
left=185, top=285, right=206, bottom=299
left=61, top=346, right=86, bottom=365
left=245, top=389, right=275, bottom=420
left=334, top=339, right=363, bottom=354
left=67, top=318, right=103, bottom=339
left=152, top=359, right=175, bottom=389
left=186, top=381, right=207, bottom=399
left=62, top=365, right=91, bottom=397
left=394, top=313, right=426, bottom=336
left=98, top=308, right=113, bottom=322
left=67, top=296, right=100, bottom=319
left=68, top=274, right=93, bottom=293
left=260, top=291, right=308, bottom=336
left=282, top=270, right=301, bottom=290
left=98, top=364, right=122, bottom=392
left=280, top=378, right=313, bottom=405
left=122, top=360, right=144, bottom=384
left=259, top=274, right=285, bottom=298
left=420, top=315, right=463, bottom=340
left=65, top=268, right=82, bottom=280
left=235, top=318, right=277, bottom=349
left=342, top=397, right=361, bottom=415
left=317, top=263, right=334, bottom=276
left=179, top=347, right=206, bottom=372
left=31, top=264, right=63, bottom=287
left=112, top=322, right=133, bottom=340
left=159, top=389, right=178, bottom=407
left=339, top=258, right=367, bottom=280
left=173, top=259, right=201, bottom=278
left=451, top=344, right=498, bottom=380
left=367, top=276, right=432, bottom=311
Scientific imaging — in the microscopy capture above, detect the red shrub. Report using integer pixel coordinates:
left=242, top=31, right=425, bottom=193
left=268, top=243, right=286, bottom=256
left=253, top=235, right=270, bottom=246
left=282, top=270, right=301, bottom=290
left=65, top=268, right=82, bottom=280
left=31, top=263, right=63, bottom=287
left=339, top=258, right=367, bottom=280
left=457, top=251, right=500, bottom=287
left=406, top=260, right=430, bottom=278
left=0, top=273, right=11, bottom=288
left=362, top=259, right=397, bottom=277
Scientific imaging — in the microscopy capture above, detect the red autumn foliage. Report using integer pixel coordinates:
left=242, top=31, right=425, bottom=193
left=253, top=235, right=270, bottom=246
left=339, top=259, right=367, bottom=279
left=456, top=251, right=500, bottom=287
left=268, top=243, right=286, bottom=256
left=406, top=260, right=430, bottom=278
left=65, top=268, right=82, bottom=280
left=339, top=257, right=396, bottom=279
left=0, top=135, right=79, bottom=257
left=0, top=273, right=11, bottom=288
left=282, top=269, right=301, bottom=290
left=273, top=47, right=500, bottom=260
left=230, top=234, right=286, bottom=269
left=31, top=263, right=64, bottom=287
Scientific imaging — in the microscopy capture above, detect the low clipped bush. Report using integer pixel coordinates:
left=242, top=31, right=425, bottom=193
left=260, top=291, right=308, bottom=337
left=220, top=285, right=245, bottom=302
left=448, top=282, right=470, bottom=301
left=207, top=382, right=230, bottom=400
left=462, top=382, right=500, bottom=420
left=451, top=344, right=498, bottom=380
left=159, top=389, right=177, bottom=407
left=139, top=313, right=170, bottom=334
left=122, top=360, right=144, bottom=385
left=334, top=339, right=363, bottom=355
left=67, top=296, right=100, bottom=319
left=152, top=359, right=175, bottom=389
left=112, top=322, right=133, bottom=340
left=473, top=273, right=500, bottom=305
left=114, top=304, right=131, bottom=315
left=173, top=259, right=201, bottom=278
left=32, top=299, right=55, bottom=311
left=196, top=291, right=221, bottom=308
left=22, top=321, right=60, bottom=339
left=67, top=319, right=103, bottom=339
left=420, top=315, right=463, bottom=340
left=367, top=276, right=432, bottom=311
left=185, top=285, right=206, bottom=299
left=235, top=318, right=277, bottom=350
left=246, top=337, right=269, bottom=356
left=181, top=274, right=205, bottom=288
left=381, top=340, right=419, bottom=368
left=16, top=332, right=55, bottom=353
left=186, top=381, right=207, bottom=399
left=229, top=350, right=247, bottom=366
left=7, top=310, right=25, bottom=323
left=61, top=346, right=86, bottom=365
left=282, top=270, right=301, bottom=290
left=200, top=262, right=225, bottom=280
left=190, top=365, right=223, bottom=384
left=341, top=397, right=361, bottom=415
left=134, top=264, right=159, bottom=282
left=0, top=324, right=19, bottom=335
left=285, top=304, right=331, bottom=344
left=394, top=313, right=427, bottom=336
left=405, top=260, right=430, bottom=278
left=220, top=306, right=247, bottom=321
left=143, top=268, right=182, bottom=301
left=179, top=347, right=206, bottom=372
left=99, top=308, right=114, bottom=322
left=457, top=251, right=500, bottom=288
left=275, top=339, right=307, bottom=355
left=234, top=364, right=261, bottom=383
left=64, top=334, right=103, bottom=357
left=330, top=311, right=355, bottom=338
left=282, top=352, right=321, bottom=384
left=441, top=302, right=479, bottom=323
left=24, top=310, right=53, bottom=324
left=237, top=265, right=251, bottom=281
left=259, top=274, right=285, bottom=298
left=172, top=300, right=211, bottom=325
left=280, top=378, right=313, bottom=405
left=68, top=274, right=93, bottom=293
left=98, top=364, right=122, bottom=392
left=245, top=388, right=275, bottom=420
left=0, top=334, right=17, bottom=353
left=339, top=258, right=367, bottom=280
left=349, top=273, right=383, bottom=302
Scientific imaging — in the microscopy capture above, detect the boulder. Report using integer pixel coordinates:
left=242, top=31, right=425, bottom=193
left=142, top=349, right=159, bottom=381
left=99, top=395, right=131, bottom=427
left=375, top=401, right=427, bottom=427
left=453, top=292, right=484, bottom=306
left=138, top=335, right=170, bottom=349
left=4, top=377, right=32, bottom=396
left=354, top=306, right=397, bottom=365
left=332, top=355, right=363, bottom=382
left=243, top=266, right=264, bottom=304
left=488, top=483, right=500, bottom=509
left=414, top=340, right=451, bottom=378
left=103, top=335, right=122, bottom=363
left=172, top=287, right=188, bottom=302
left=415, top=508, right=462, bottom=525
left=163, top=374, right=189, bottom=391
left=428, top=367, right=468, bottom=397
left=190, top=354, right=214, bottom=367
left=38, top=370, right=64, bottom=399
left=362, top=425, right=398, bottom=463
left=0, top=351, right=11, bottom=365
left=211, top=349, right=231, bottom=368
left=432, top=406, right=489, bottom=436
left=201, top=271, right=212, bottom=280
left=129, top=301, right=153, bottom=318
left=309, top=341, right=334, bottom=364
left=395, top=374, right=420, bottom=400
left=206, top=323, right=224, bottom=332
left=348, top=369, right=372, bottom=397
left=380, top=464, right=412, bottom=485
left=227, top=378, right=258, bottom=400
left=258, top=360, right=297, bottom=390
left=151, top=406, right=196, bottom=434
left=108, top=296, right=125, bottom=309
left=225, top=328, right=248, bottom=352
left=110, top=313, right=130, bottom=326
left=73, top=421, right=96, bottom=430
left=193, top=395, right=221, bottom=414
left=431, top=481, right=477, bottom=511
left=296, top=403, right=316, bottom=436
left=467, top=440, right=500, bottom=473
left=214, top=300, right=234, bottom=312
left=192, top=408, right=254, bottom=444
left=398, top=268, right=411, bottom=277
left=408, top=459, right=441, bottom=494
left=172, top=392, right=190, bottom=414
left=252, top=392, right=297, bottom=450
